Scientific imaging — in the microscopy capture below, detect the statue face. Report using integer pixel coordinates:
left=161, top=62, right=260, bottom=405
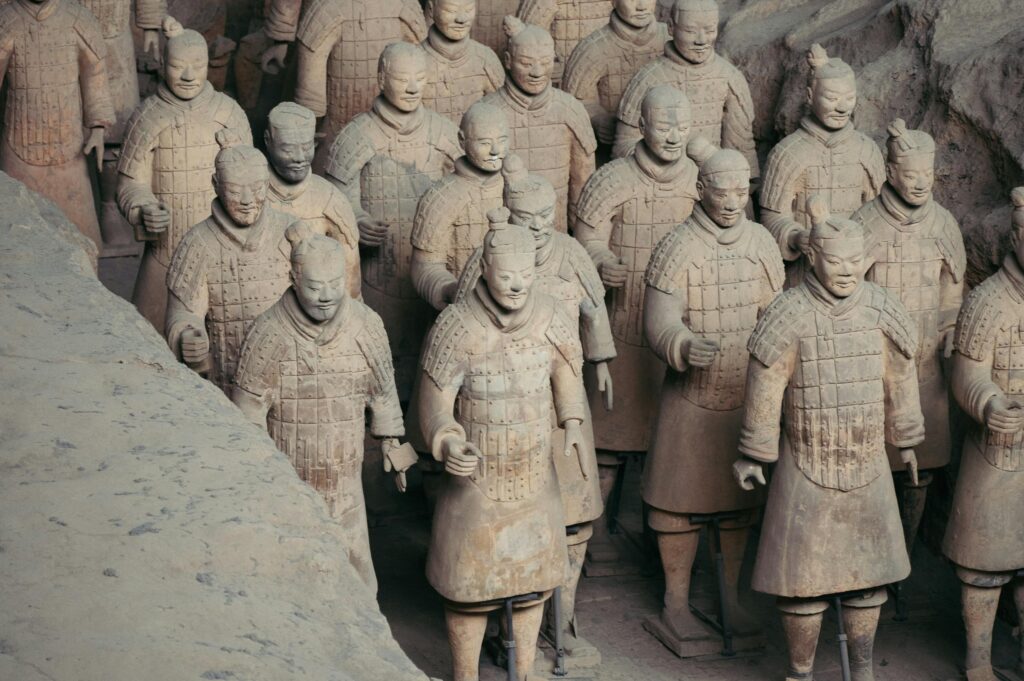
left=808, top=76, right=857, bottom=130
left=380, top=52, right=427, bottom=113
left=215, top=165, right=269, bottom=227
left=698, top=171, right=749, bottom=227
left=506, top=38, right=555, bottom=96
left=293, top=252, right=347, bottom=323
left=641, top=105, right=690, bottom=162
left=887, top=153, right=934, bottom=207
left=672, top=10, right=718, bottom=64
left=615, top=0, right=656, bottom=28
left=482, top=251, right=535, bottom=311
left=462, top=118, right=509, bottom=172
left=508, top=188, right=558, bottom=249
left=266, top=127, right=315, bottom=184
left=164, top=41, right=209, bottom=101
left=433, top=0, right=476, bottom=41
left=812, top=234, right=866, bottom=298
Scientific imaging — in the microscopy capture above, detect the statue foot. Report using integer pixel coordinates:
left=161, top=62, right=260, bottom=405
left=660, top=607, right=716, bottom=642
left=965, top=666, right=999, bottom=681
left=850, top=661, right=874, bottom=681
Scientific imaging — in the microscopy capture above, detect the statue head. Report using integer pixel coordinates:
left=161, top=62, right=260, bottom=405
left=639, top=86, right=691, bottom=163
left=689, top=137, right=749, bottom=227
left=286, top=226, right=348, bottom=323
left=503, top=154, right=557, bottom=249
left=162, top=17, right=209, bottom=101
left=885, top=118, right=936, bottom=208
left=614, top=0, right=657, bottom=29
left=671, top=0, right=719, bottom=65
left=428, top=0, right=477, bottom=41
left=212, top=129, right=270, bottom=227
left=459, top=102, right=509, bottom=173
left=806, top=194, right=867, bottom=298
left=806, top=43, right=857, bottom=131
left=377, top=42, right=428, bottom=114
left=265, top=102, right=317, bottom=184
left=1011, top=187, right=1024, bottom=267
left=503, top=16, right=555, bottom=96
left=481, top=207, right=536, bottom=311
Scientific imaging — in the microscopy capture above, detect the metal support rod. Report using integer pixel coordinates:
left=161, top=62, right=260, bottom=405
left=504, top=598, right=517, bottom=681
left=834, top=596, right=852, bottom=681
left=552, top=586, right=567, bottom=676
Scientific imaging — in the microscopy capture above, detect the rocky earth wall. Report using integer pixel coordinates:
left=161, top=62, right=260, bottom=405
left=0, top=173, right=427, bottom=681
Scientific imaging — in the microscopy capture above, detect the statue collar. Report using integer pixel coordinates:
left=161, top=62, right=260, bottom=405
left=471, top=279, right=537, bottom=335
left=609, top=11, right=661, bottom=47
left=663, top=40, right=716, bottom=71
left=17, top=0, right=59, bottom=21
left=210, top=199, right=270, bottom=252
left=268, top=169, right=309, bottom=203
left=372, top=96, right=425, bottom=135
left=280, top=286, right=352, bottom=346
left=634, top=140, right=696, bottom=184
left=503, top=80, right=552, bottom=112
left=425, top=25, right=470, bottom=62
left=800, top=115, right=855, bottom=149
left=1002, top=254, right=1024, bottom=303
left=878, top=182, right=934, bottom=229
left=804, top=269, right=864, bottom=317
left=454, top=156, right=502, bottom=187
left=157, top=81, right=215, bottom=110
left=690, top=203, right=747, bottom=245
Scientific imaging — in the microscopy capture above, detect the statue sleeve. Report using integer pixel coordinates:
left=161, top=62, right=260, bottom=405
left=723, top=66, right=759, bottom=178
left=737, top=347, right=795, bottom=463
left=760, top=200, right=803, bottom=262
left=76, top=12, right=116, bottom=130
left=135, top=0, right=167, bottom=30
left=952, top=350, right=1000, bottom=428
left=265, top=0, right=303, bottom=42
left=362, top=312, right=405, bottom=439
left=573, top=165, right=621, bottom=269
left=938, top=212, right=967, bottom=332
left=231, top=318, right=282, bottom=426
left=411, top=183, right=458, bottom=311
left=568, top=126, right=597, bottom=227
left=323, top=121, right=375, bottom=224
left=562, top=37, right=606, bottom=125
left=116, top=109, right=159, bottom=229
left=419, top=377, right=466, bottom=464
left=550, top=346, right=587, bottom=428
left=759, top=142, right=805, bottom=261
left=643, top=286, right=696, bottom=373
left=164, top=290, right=207, bottom=362
left=883, top=335, right=926, bottom=448
left=0, top=26, right=15, bottom=98
left=953, top=286, right=1001, bottom=425
left=518, top=0, right=558, bottom=30
left=570, top=241, right=615, bottom=362
left=400, top=0, right=429, bottom=42
left=295, top=13, right=344, bottom=118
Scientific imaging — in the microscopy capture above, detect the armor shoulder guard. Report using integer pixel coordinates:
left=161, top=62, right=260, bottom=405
left=865, top=282, right=919, bottom=360
left=751, top=223, right=786, bottom=293
left=320, top=179, right=360, bottom=246
left=422, top=303, right=472, bottom=389
left=165, top=223, right=211, bottom=309
left=562, top=28, right=608, bottom=97
left=760, top=131, right=810, bottom=212
left=399, top=0, right=428, bottom=41
left=412, top=175, right=465, bottom=252
left=453, top=247, right=484, bottom=302
left=934, top=205, right=967, bottom=283
left=856, top=132, right=886, bottom=194
left=747, top=288, right=813, bottom=367
left=234, top=307, right=291, bottom=394
left=354, top=303, right=398, bottom=390
left=518, top=0, right=557, bottom=28
left=424, top=111, right=464, bottom=162
left=71, top=2, right=107, bottom=61
left=324, top=115, right=378, bottom=184
left=117, top=96, right=168, bottom=178
left=477, top=42, right=506, bottom=90
left=212, top=95, right=254, bottom=144
left=553, top=90, right=599, bottom=154
left=644, top=223, right=701, bottom=294
left=575, top=159, right=633, bottom=228
left=955, top=277, right=1006, bottom=361
left=562, top=235, right=606, bottom=306
left=297, top=0, right=347, bottom=50
left=617, top=60, right=664, bottom=126
left=542, top=294, right=585, bottom=375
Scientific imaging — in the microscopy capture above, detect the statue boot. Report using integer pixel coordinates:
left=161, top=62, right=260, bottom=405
left=844, top=604, right=881, bottom=681
left=780, top=609, right=823, bottom=681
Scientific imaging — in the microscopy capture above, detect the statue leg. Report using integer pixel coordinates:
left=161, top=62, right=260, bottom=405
left=898, top=470, right=933, bottom=555
left=445, top=606, right=490, bottom=681
left=588, top=453, right=621, bottom=549
left=554, top=525, right=600, bottom=662
left=843, top=599, right=882, bottom=681
left=1014, top=577, right=1024, bottom=674
left=778, top=598, right=826, bottom=680
left=960, top=576, right=1002, bottom=680
left=511, top=600, right=545, bottom=681
left=716, top=522, right=761, bottom=635
left=655, top=528, right=710, bottom=640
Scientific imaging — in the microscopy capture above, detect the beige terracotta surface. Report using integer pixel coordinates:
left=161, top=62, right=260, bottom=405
left=469, top=0, right=517, bottom=55
left=482, top=16, right=597, bottom=233
left=421, top=0, right=505, bottom=126
left=518, top=0, right=612, bottom=86
left=562, top=0, right=668, bottom=147
left=233, top=231, right=405, bottom=594
left=324, top=41, right=462, bottom=399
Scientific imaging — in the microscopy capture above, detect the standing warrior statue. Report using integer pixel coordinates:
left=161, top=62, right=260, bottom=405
left=614, top=0, right=757, bottom=175
left=294, top=0, right=427, bottom=169
left=453, top=155, right=614, bottom=667
left=324, top=41, right=462, bottom=399
left=420, top=207, right=586, bottom=681
left=642, top=141, right=783, bottom=654
left=118, top=17, right=251, bottom=330
left=562, top=0, right=668, bottom=148
left=573, top=86, right=698, bottom=557
left=734, top=196, right=924, bottom=681
left=421, top=0, right=505, bottom=126
left=264, top=102, right=361, bottom=301
left=233, top=230, right=408, bottom=593
left=517, top=0, right=611, bottom=87
left=410, top=101, right=509, bottom=312
left=0, top=0, right=115, bottom=249
left=853, top=119, right=965, bottom=557
left=943, top=188, right=1024, bottom=681
left=760, top=43, right=884, bottom=288
left=482, top=16, right=597, bottom=233
left=164, top=132, right=295, bottom=394
left=259, top=0, right=304, bottom=74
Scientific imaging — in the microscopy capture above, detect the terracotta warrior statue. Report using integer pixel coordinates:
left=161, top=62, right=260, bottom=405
left=470, top=0, right=517, bottom=56
left=421, top=0, right=505, bottom=125
left=943, top=188, right=1024, bottom=681
left=264, top=102, right=361, bottom=301
left=482, top=16, right=597, bottom=233
left=734, top=196, right=924, bottom=681
left=233, top=229, right=408, bottom=593
left=760, top=43, right=884, bottom=288
left=164, top=131, right=295, bottom=393
left=260, top=0, right=303, bottom=73
left=517, top=0, right=611, bottom=87
left=573, top=85, right=698, bottom=558
left=324, top=41, right=462, bottom=399
left=420, top=207, right=586, bottom=681
left=562, top=0, right=668, bottom=147
left=410, top=100, right=508, bottom=312
left=452, top=155, right=614, bottom=667
left=614, top=0, right=757, bottom=175
left=118, top=17, right=251, bottom=329
left=642, top=139, right=782, bottom=653
left=853, top=119, right=965, bottom=557
left=294, top=0, right=427, bottom=169
left=0, top=0, right=115, bottom=249
left=235, top=0, right=303, bottom=139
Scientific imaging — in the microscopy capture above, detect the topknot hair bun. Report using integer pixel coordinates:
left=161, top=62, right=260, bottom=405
left=503, top=15, right=526, bottom=38
left=162, top=16, right=184, bottom=39
left=215, top=128, right=246, bottom=151
left=806, top=194, right=831, bottom=227
left=686, top=135, right=718, bottom=165
left=807, top=43, right=830, bottom=70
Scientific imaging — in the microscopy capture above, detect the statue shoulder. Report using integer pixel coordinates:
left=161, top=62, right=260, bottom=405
left=933, top=203, right=967, bottom=283
left=552, top=88, right=598, bottom=153
left=541, top=293, right=584, bottom=375
left=955, top=274, right=1010, bottom=361
left=412, top=173, right=467, bottom=251
left=864, top=282, right=918, bottom=359
left=422, top=302, right=475, bottom=388
left=297, top=0, right=348, bottom=49
left=166, top=220, right=215, bottom=306
left=749, top=222, right=786, bottom=292
left=760, top=130, right=813, bottom=210
left=618, top=58, right=668, bottom=124
left=324, top=114, right=379, bottom=181
left=747, top=288, right=814, bottom=366
left=353, top=302, right=397, bottom=387
left=576, top=158, right=637, bottom=225
left=644, top=221, right=704, bottom=294
left=423, top=110, right=464, bottom=160
left=235, top=303, right=294, bottom=391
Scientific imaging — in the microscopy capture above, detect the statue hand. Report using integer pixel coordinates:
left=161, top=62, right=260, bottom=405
left=788, top=227, right=810, bottom=257
left=733, top=458, right=766, bottom=491
left=141, top=203, right=171, bottom=234
left=985, top=396, right=1024, bottom=434
left=441, top=435, right=482, bottom=477
left=682, top=337, right=720, bottom=368
left=180, top=326, right=210, bottom=367
left=261, top=42, right=289, bottom=75
left=143, top=29, right=161, bottom=62
left=563, top=418, right=590, bottom=480
left=358, top=217, right=390, bottom=247
left=82, top=128, right=104, bottom=172
left=441, top=281, right=459, bottom=306
left=599, top=258, right=628, bottom=288
left=381, top=438, right=415, bottom=493
left=595, top=361, right=613, bottom=411
left=900, top=448, right=919, bottom=487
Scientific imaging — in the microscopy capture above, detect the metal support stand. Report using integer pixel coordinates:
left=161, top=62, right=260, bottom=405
left=833, top=596, right=852, bottom=681
left=689, top=511, right=746, bottom=657
left=551, top=586, right=567, bottom=677
left=502, top=592, right=542, bottom=681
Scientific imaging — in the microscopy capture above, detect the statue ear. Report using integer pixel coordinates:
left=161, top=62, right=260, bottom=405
left=263, top=128, right=272, bottom=150
left=503, top=49, right=513, bottom=73
left=695, top=178, right=705, bottom=203
left=638, top=114, right=647, bottom=138
left=457, top=127, right=466, bottom=150
left=885, top=161, right=897, bottom=186
left=806, top=85, right=814, bottom=108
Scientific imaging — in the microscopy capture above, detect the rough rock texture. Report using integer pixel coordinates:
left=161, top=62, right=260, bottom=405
left=718, top=0, right=1024, bottom=286
left=0, top=170, right=427, bottom=681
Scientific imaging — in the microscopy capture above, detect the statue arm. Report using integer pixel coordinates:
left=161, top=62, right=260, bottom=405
left=294, top=38, right=335, bottom=118
left=737, top=349, right=794, bottom=464
left=723, top=70, right=760, bottom=179
left=611, top=120, right=641, bottom=159
left=0, top=33, right=14, bottom=94
left=952, top=348, right=1000, bottom=427
left=264, top=0, right=303, bottom=42
left=939, top=265, right=965, bottom=334
left=517, top=0, right=558, bottom=31
left=419, top=374, right=466, bottom=463
left=760, top=205, right=803, bottom=263
left=116, top=158, right=158, bottom=231
left=578, top=298, right=615, bottom=364
left=164, top=290, right=208, bottom=360
left=135, top=0, right=168, bottom=30
left=231, top=386, right=273, bottom=428
left=550, top=347, right=587, bottom=428
left=411, top=246, right=456, bottom=311
left=367, top=359, right=405, bottom=440
left=568, top=135, right=597, bottom=227
left=643, top=285, right=695, bottom=372
left=882, top=336, right=926, bottom=449
left=76, top=17, right=116, bottom=131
